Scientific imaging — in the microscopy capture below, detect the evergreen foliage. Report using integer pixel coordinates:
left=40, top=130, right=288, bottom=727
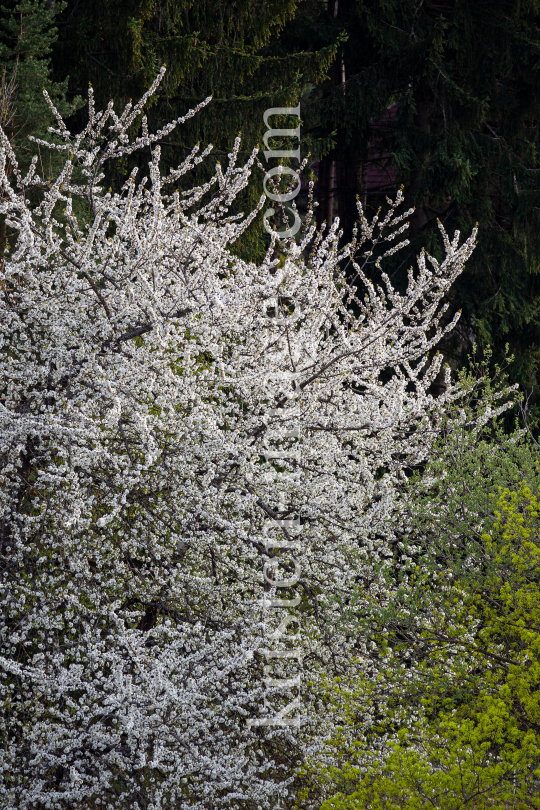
left=0, top=0, right=81, bottom=258
left=0, top=0, right=77, bottom=159
left=297, top=0, right=540, bottom=398
left=51, top=0, right=338, bottom=259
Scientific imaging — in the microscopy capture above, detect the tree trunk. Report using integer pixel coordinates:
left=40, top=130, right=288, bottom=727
left=316, top=153, right=336, bottom=232
left=316, top=0, right=342, bottom=234
left=407, top=82, right=432, bottom=236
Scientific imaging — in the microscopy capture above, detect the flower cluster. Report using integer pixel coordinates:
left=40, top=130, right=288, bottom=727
left=0, top=71, right=512, bottom=808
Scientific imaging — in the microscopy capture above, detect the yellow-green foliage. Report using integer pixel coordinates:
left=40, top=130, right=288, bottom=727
left=316, top=481, right=540, bottom=810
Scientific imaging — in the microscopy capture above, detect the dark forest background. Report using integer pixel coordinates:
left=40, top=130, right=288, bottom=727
left=3, top=0, right=540, bottom=420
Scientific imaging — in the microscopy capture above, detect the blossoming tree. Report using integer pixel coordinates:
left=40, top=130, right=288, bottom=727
left=0, top=70, right=510, bottom=808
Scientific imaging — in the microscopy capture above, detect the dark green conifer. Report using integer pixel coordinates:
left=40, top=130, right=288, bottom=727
left=52, top=0, right=337, bottom=259
left=0, top=1, right=78, bottom=161
left=0, top=1, right=79, bottom=255
left=298, top=0, right=540, bottom=400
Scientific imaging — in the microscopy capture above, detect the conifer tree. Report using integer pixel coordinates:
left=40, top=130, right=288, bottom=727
left=0, top=1, right=80, bottom=257
left=52, top=0, right=337, bottom=259
left=297, top=0, right=540, bottom=397
left=0, top=0, right=77, bottom=158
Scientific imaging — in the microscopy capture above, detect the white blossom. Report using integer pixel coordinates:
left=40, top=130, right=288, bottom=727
left=0, top=70, right=513, bottom=808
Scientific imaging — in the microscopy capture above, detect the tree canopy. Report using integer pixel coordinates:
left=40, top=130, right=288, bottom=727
left=297, top=0, right=540, bottom=398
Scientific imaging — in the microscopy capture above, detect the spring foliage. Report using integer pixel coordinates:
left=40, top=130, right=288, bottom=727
left=314, top=425, right=540, bottom=809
